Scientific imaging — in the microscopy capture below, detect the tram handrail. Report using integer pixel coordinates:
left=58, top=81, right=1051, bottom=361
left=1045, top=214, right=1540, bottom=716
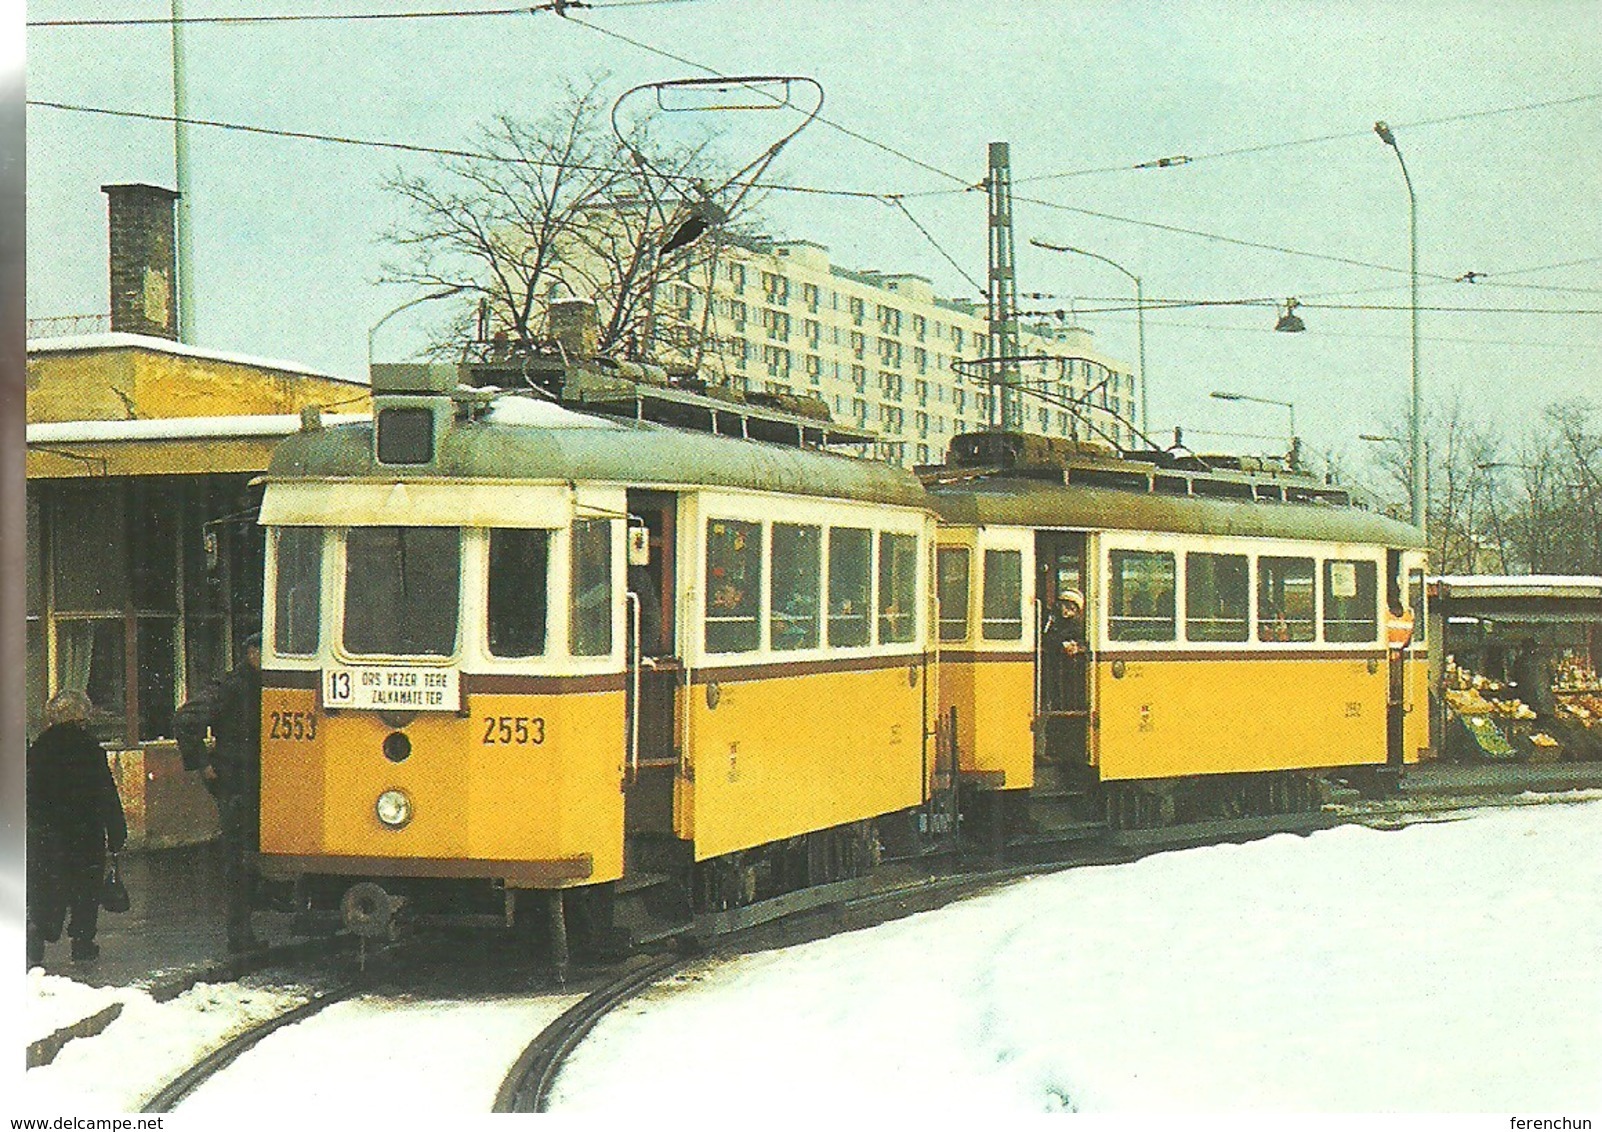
left=626, top=592, right=641, bottom=783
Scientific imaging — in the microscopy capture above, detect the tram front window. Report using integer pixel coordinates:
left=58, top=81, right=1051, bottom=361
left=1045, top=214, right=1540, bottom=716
left=273, top=527, right=323, bottom=656
left=343, top=526, right=461, bottom=656
left=488, top=528, right=550, bottom=657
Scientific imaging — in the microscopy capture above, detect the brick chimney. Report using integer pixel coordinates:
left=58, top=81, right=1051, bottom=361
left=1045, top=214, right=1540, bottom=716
left=102, top=183, right=180, bottom=340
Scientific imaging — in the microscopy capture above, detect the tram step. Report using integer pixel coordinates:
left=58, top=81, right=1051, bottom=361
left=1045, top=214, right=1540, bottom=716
left=616, top=870, right=674, bottom=895
left=1007, top=822, right=1107, bottom=849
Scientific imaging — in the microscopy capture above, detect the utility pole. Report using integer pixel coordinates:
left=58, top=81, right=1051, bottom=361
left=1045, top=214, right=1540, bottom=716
left=171, top=0, right=193, bottom=341
left=986, top=142, right=1020, bottom=431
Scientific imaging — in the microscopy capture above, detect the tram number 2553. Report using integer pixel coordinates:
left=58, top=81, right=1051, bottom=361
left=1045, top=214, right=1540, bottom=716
left=482, top=716, right=546, bottom=746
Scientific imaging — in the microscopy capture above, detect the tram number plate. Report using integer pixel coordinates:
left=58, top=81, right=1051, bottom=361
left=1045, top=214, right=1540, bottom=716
left=323, top=666, right=460, bottom=711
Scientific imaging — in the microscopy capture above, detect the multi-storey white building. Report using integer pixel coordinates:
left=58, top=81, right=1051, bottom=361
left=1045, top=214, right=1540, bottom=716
left=652, top=235, right=1141, bottom=466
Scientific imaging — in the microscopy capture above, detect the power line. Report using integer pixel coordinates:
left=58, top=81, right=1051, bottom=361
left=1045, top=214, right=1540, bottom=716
left=29, top=5, right=535, bottom=27
left=26, top=0, right=706, bottom=27
left=1007, top=91, right=1602, bottom=187
left=26, top=99, right=892, bottom=200
left=1062, top=298, right=1602, bottom=317
left=885, top=197, right=985, bottom=295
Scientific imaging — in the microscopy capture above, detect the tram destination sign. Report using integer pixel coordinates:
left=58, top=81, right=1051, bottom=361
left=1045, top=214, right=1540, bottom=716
left=322, top=665, right=461, bottom=712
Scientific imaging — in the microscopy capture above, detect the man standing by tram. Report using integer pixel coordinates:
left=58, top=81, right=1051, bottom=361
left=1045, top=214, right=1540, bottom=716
left=179, top=633, right=264, bottom=952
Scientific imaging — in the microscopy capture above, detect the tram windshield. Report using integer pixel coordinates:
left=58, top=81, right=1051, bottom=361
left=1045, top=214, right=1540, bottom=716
left=343, top=526, right=461, bottom=656
left=273, top=527, right=323, bottom=657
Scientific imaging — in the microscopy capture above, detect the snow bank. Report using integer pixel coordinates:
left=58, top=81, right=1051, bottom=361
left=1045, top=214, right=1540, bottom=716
left=556, top=801, right=1602, bottom=1113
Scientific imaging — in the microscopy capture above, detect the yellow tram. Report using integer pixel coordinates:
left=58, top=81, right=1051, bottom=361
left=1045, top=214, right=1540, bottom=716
left=926, top=432, right=1429, bottom=827
left=254, top=365, right=934, bottom=938
left=249, top=360, right=1427, bottom=946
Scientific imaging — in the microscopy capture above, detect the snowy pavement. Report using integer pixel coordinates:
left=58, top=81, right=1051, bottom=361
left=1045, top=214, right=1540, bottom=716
left=12, top=796, right=1601, bottom=1116
left=554, top=797, right=1602, bottom=1113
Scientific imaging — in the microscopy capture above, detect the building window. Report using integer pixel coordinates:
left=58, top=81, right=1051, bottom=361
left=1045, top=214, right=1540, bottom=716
left=850, top=331, right=866, bottom=359
left=705, top=519, right=761, bottom=654
left=849, top=296, right=865, bottom=326
left=912, top=314, right=927, bottom=341
left=729, top=262, right=745, bottom=293
left=914, top=347, right=928, bottom=374
left=852, top=364, right=867, bottom=393
left=1108, top=549, right=1176, bottom=642
left=802, top=282, right=819, bottom=312
left=729, top=300, right=747, bottom=329
left=1185, top=552, right=1249, bottom=642
left=804, top=318, right=820, bottom=348
left=805, top=353, right=822, bottom=385
left=915, top=410, right=929, bottom=437
left=762, top=271, right=789, bottom=305
left=877, top=305, right=902, bottom=336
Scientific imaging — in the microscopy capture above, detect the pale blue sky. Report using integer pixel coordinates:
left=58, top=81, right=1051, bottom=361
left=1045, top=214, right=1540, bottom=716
left=24, top=0, right=1602, bottom=472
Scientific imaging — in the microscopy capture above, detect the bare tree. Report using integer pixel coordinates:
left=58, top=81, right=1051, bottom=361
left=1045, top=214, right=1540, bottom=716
left=381, top=76, right=750, bottom=360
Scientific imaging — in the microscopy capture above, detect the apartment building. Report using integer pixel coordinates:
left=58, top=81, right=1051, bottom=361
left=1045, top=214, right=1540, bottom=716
left=652, top=235, right=1141, bottom=466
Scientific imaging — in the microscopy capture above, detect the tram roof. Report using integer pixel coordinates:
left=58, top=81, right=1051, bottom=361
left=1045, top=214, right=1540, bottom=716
left=262, top=400, right=928, bottom=510
left=927, top=475, right=1426, bottom=548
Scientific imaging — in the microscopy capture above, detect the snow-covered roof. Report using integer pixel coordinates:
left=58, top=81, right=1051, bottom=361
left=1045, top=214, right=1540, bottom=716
left=484, top=392, right=611, bottom=430
left=26, top=332, right=366, bottom=386
left=28, top=413, right=370, bottom=445
left=1434, top=575, right=1602, bottom=593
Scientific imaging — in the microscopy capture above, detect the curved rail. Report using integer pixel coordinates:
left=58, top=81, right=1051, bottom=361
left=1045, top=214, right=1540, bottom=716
left=494, top=953, right=685, bottom=1113
left=140, top=983, right=359, bottom=1113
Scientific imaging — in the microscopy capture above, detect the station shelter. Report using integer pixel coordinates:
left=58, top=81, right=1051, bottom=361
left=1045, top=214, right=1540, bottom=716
left=1428, top=575, right=1602, bottom=764
left=25, top=332, right=370, bottom=845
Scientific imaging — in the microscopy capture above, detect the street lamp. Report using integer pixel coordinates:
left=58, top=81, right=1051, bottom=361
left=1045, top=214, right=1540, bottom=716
left=1375, top=120, right=1424, bottom=533
left=368, top=286, right=469, bottom=370
left=1029, top=237, right=1146, bottom=439
left=1211, top=390, right=1298, bottom=467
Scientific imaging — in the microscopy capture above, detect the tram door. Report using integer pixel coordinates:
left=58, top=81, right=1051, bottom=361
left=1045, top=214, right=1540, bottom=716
left=1385, top=549, right=1406, bottom=767
left=624, top=490, right=679, bottom=834
left=1035, top=531, right=1091, bottom=770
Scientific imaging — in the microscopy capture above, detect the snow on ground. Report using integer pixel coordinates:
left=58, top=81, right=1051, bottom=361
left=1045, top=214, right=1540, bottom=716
left=24, top=978, right=311, bottom=1111
left=177, top=992, right=580, bottom=1114
left=554, top=799, right=1602, bottom=1114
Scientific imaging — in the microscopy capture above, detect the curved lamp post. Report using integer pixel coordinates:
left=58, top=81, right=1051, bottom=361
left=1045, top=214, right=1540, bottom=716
left=1211, top=390, right=1298, bottom=467
left=1375, top=121, right=1425, bottom=533
left=1029, top=238, right=1146, bottom=437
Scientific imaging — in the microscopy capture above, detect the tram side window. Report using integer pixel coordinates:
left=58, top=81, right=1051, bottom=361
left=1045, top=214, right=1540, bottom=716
left=706, top=519, right=762, bottom=654
left=569, top=519, right=613, bottom=657
left=1407, top=568, right=1427, bottom=645
left=1108, top=549, right=1176, bottom=641
left=487, top=528, right=550, bottom=657
left=1324, top=559, right=1379, bottom=643
left=1258, top=556, right=1316, bottom=642
left=827, top=527, right=872, bottom=647
left=770, top=523, right=821, bottom=651
left=344, top=527, right=461, bottom=656
left=878, top=533, right=919, bottom=644
left=981, top=549, right=1024, bottom=640
left=273, top=527, right=322, bottom=656
left=936, top=547, right=971, bottom=642
left=1185, top=552, right=1249, bottom=642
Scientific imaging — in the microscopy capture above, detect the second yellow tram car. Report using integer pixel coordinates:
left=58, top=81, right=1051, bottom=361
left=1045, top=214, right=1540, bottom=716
left=926, top=433, right=1428, bottom=828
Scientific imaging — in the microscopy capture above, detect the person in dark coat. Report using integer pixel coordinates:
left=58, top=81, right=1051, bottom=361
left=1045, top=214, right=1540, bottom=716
left=206, top=634, right=264, bottom=952
left=27, top=689, right=128, bottom=966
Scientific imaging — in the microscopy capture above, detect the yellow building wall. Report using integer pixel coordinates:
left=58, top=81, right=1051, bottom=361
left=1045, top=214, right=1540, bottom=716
left=937, top=655, right=1034, bottom=789
left=258, top=686, right=626, bottom=886
left=27, top=345, right=367, bottom=426
left=1096, top=655, right=1389, bottom=780
left=678, top=664, right=926, bottom=860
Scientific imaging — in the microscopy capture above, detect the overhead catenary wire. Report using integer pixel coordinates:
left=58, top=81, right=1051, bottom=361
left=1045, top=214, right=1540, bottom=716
left=27, top=0, right=707, bottom=27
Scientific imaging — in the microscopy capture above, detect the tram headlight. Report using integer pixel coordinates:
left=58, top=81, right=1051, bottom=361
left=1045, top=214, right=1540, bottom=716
left=375, top=789, right=412, bottom=829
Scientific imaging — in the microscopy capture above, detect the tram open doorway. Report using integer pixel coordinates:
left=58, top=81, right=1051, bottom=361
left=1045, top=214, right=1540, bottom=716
left=1034, top=530, right=1093, bottom=790
left=623, top=490, right=681, bottom=839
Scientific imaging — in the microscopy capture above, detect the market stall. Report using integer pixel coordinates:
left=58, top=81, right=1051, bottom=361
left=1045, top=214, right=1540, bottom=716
left=1430, top=576, right=1602, bottom=763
